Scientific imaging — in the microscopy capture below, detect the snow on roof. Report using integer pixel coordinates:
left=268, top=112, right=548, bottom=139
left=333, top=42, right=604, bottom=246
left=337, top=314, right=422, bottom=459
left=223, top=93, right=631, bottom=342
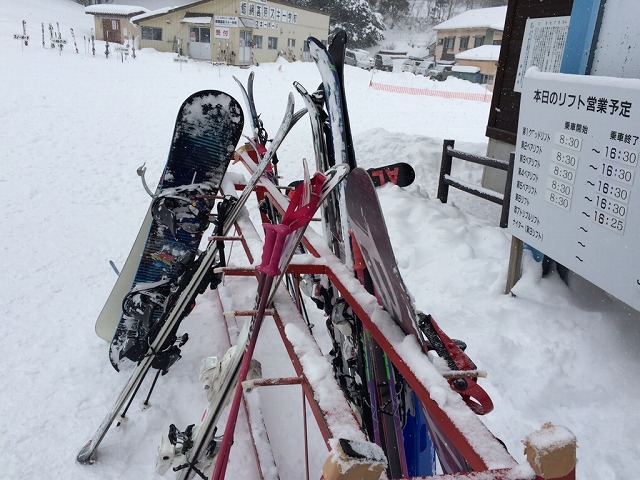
left=85, top=5, right=149, bottom=16
left=180, top=16, right=212, bottom=24
left=456, top=45, right=502, bottom=62
left=131, top=7, right=174, bottom=23
left=433, top=6, right=507, bottom=31
left=452, top=65, right=481, bottom=73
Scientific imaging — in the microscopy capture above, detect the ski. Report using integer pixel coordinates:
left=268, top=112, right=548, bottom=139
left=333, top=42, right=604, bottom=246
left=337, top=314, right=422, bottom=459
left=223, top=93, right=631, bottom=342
left=48, top=23, right=54, bottom=49
left=307, top=32, right=436, bottom=478
left=70, top=27, right=78, bottom=53
left=233, top=72, right=307, bottom=185
left=13, top=20, right=28, bottom=46
left=77, top=93, right=299, bottom=466
left=367, top=162, right=416, bottom=188
left=158, top=163, right=349, bottom=480
left=56, top=22, right=64, bottom=53
left=346, top=166, right=494, bottom=474
left=308, top=33, right=410, bottom=477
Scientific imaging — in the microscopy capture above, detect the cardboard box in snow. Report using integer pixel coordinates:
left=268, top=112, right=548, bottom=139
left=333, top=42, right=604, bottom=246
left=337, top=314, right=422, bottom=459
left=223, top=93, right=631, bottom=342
left=322, top=438, right=386, bottom=480
left=523, top=423, right=576, bottom=479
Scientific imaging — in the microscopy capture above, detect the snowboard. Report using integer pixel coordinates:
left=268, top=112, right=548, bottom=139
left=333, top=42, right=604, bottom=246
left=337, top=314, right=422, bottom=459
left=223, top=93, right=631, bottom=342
left=77, top=93, right=298, bottom=466
left=96, top=90, right=243, bottom=371
left=288, top=162, right=415, bottom=191
left=346, top=167, right=493, bottom=473
left=367, top=162, right=416, bottom=188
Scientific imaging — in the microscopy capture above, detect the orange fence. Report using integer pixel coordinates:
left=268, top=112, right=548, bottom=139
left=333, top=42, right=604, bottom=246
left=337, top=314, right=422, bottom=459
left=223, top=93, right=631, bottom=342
left=369, top=81, right=493, bottom=103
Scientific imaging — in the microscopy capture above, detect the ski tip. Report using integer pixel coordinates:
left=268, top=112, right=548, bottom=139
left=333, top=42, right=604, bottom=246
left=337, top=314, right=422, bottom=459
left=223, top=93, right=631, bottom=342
left=77, top=440, right=95, bottom=465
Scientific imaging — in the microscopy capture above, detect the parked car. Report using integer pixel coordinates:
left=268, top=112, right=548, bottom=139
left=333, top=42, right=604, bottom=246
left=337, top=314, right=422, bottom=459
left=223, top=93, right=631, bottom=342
left=346, top=49, right=374, bottom=70
left=428, top=64, right=453, bottom=81
left=415, top=60, right=435, bottom=76
left=374, top=53, right=394, bottom=72
left=358, top=53, right=374, bottom=70
left=401, top=58, right=422, bottom=74
left=345, top=48, right=358, bottom=66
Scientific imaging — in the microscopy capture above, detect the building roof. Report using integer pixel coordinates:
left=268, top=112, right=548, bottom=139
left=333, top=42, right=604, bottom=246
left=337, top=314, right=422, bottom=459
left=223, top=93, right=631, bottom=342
left=100, top=0, right=191, bottom=8
left=433, top=6, right=507, bottom=31
left=85, top=5, right=149, bottom=16
left=132, top=0, right=327, bottom=24
left=455, top=44, right=502, bottom=62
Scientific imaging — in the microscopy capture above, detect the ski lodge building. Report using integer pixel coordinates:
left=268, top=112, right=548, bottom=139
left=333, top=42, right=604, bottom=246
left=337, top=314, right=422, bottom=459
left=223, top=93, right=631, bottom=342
left=433, top=6, right=506, bottom=85
left=130, top=0, right=330, bottom=65
left=85, top=5, right=149, bottom=44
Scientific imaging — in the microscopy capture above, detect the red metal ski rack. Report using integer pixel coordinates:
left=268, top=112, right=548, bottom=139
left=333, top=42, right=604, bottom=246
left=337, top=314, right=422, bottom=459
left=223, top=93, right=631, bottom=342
left=211, top=151, right=575, bottom=480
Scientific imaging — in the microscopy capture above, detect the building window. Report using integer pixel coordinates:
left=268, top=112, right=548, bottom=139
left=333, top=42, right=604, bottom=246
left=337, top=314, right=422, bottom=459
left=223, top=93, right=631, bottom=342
left=482, top=74, right=495, bottom=85
left=287, top=38, right=295, bottom=48
left=141, top=26, right=162, bottom=41
left=459, top=36, right=469, bottom=50
left=268, top=36, right=278, bottom=50
left=445, top=36, right=455, bottom=50
left=253, top=35, right=263, bottom=49
left=190, top=26, right=210, bottom=43
left=493, top=39, right=502, bottom=46
left=474, top=35, right=485, bottom=48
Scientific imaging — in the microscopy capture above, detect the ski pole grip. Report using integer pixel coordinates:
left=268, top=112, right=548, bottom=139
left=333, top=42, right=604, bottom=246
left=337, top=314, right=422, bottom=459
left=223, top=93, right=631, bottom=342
left=257, top=224, right=290, bottom=276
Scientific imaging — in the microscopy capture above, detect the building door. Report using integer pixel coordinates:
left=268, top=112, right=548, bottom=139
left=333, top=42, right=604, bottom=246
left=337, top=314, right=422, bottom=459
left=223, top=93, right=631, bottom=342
left=188, top=26, right=211, bottom=60
left=102, top=18, right=121, bottom=43
left=238, top=30, right=252, bottom=64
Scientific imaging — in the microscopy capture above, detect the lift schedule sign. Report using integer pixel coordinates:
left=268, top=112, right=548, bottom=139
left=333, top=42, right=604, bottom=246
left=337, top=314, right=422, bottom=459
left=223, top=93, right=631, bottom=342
left=509, top=69, right=640, bottom=310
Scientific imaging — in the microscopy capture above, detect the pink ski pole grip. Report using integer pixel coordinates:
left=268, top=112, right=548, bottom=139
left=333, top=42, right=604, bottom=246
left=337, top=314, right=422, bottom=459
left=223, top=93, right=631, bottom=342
left=257, top=224, right=291, bottom=276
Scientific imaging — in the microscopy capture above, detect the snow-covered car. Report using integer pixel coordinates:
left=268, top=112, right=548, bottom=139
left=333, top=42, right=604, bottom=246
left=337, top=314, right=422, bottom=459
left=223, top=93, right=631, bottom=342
left=428, top=64, right=453, bottom=81
left=415, top=60, right=435, bottom=76
left=356, top=53, right=374, bottom=70
left=401, top=58, right=422, bottom=74
left=345, top=49, right=358, bottom=67
left=374, top=54, right=394, bottom=72
left=346, top=49, right=373, bottom=70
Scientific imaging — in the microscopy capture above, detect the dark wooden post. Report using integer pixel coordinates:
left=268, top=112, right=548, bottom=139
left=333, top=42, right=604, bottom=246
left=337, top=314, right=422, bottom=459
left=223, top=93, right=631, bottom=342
left=500, top=152, right=515, bottom=228
left=438, top=139, right=455, bottom=203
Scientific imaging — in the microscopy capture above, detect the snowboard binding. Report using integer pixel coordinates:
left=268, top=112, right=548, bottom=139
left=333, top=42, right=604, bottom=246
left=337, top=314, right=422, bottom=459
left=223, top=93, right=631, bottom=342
left=152, top=183, right=218, bottom=240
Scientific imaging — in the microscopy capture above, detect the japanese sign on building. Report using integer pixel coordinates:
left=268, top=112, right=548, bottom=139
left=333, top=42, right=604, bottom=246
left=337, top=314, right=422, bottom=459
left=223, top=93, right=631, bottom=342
left=214, top=16, right=236, bottom=38
left=509, top=68, right=640, bottom=310
left=215, top=16, right=238, bottom=27
left=515, top=17, right=570, bottom=92
left=239, top=1, right=298, bottom=29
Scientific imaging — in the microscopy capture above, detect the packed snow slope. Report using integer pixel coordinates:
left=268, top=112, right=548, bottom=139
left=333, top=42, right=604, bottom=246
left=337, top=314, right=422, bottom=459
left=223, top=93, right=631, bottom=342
left=1, top=1, right=639, bottom=479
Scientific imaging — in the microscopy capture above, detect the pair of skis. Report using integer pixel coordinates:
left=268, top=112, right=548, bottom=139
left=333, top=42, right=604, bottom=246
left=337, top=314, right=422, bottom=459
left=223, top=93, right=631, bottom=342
left=306, top=31, right=494, bottom=476
left=302, top=33, right=417, bottom=477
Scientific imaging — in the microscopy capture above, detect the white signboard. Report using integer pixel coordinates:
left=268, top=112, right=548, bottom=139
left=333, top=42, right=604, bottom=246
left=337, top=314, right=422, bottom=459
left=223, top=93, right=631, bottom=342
left=214, top=27, right=230, bottom=39
left=509, top=68, right=640, bottom=310
left=215, top=16, right=238, bottom=28
left=515, top=17, right=570, bottom=92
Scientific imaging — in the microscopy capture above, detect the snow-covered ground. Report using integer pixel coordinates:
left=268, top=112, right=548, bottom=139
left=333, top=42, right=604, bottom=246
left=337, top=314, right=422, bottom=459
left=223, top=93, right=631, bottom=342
left=1, top=1, right=639, bottom=479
